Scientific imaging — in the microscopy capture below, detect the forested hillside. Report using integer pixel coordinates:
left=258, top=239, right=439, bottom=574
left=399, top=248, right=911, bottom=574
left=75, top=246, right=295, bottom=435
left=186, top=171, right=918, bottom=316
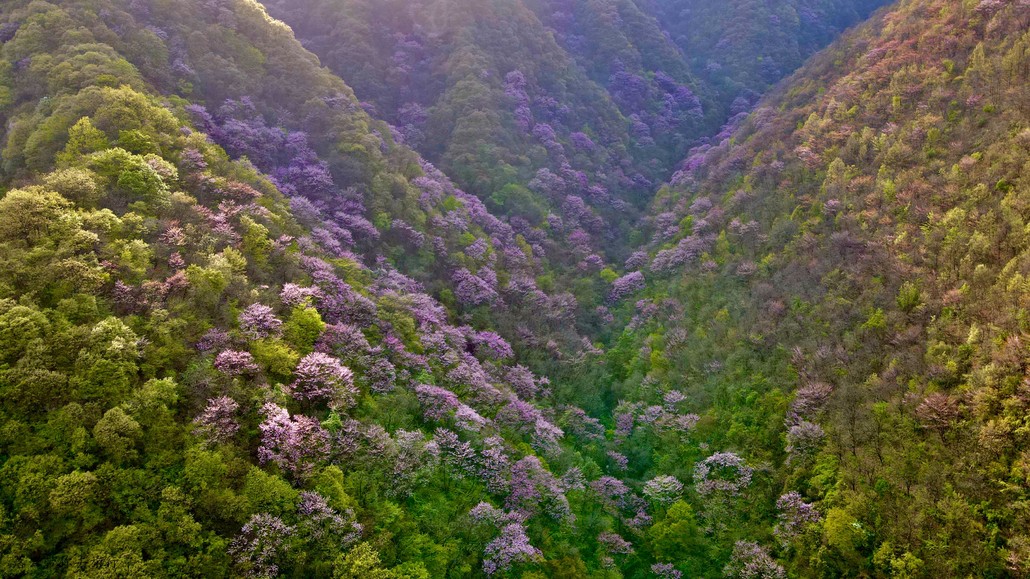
left=0, top=0, right=622, bottom=575
left=0, top=0, right=1028, bottom=577
left=259, top=0, right=891, bottom=262
left=639, top=0, right=889, bottom=109
left=594, top=0, right=1030, bottom=575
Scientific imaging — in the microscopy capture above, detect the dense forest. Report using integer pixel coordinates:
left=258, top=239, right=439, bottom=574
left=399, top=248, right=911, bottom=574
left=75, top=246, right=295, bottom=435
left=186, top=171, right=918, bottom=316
left=0, top=0, right=1027, bottom=577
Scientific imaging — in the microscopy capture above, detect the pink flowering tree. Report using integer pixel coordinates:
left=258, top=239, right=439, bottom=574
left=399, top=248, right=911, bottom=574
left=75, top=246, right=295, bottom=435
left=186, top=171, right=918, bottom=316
left=643, top=475, right=683, bottom=506
left=608, top=271, right=645, bottom=303
left=773, top=492, right=821, bottom=546
left=693, top=452, right=753, bottom=496
left=723, top=541, right=785, bottom=579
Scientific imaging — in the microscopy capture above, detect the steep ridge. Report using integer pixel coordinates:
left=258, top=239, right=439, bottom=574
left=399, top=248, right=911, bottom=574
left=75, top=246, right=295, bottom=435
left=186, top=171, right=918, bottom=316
left=589, top=0, right=1030, bottom=575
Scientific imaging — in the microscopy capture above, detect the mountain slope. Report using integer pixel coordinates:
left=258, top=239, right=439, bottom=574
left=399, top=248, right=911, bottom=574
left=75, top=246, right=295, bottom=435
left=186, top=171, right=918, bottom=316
left=585, top=0, right=1030, bottom=575
left=0, top=0, right=636, bottom=576
left=260, top=0, right=679, bottom=262
left=2, top=0, right=1029, bottom=577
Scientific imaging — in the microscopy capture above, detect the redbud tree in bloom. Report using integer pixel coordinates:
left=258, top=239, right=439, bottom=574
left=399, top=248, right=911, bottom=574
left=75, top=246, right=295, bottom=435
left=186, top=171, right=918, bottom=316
left=228, top=513, right=294, bottom=578
left=214, top=349, right=259, bottom=377
left=652, top=562, right=683, bottom=578
left=694, top=452, right=753, bottom=495
left=773, top=491, right=821, bottom=545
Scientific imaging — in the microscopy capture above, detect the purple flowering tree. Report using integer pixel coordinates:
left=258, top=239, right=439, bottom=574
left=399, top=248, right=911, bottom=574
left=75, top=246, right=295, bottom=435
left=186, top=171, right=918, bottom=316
left=773, top=492, right=821, bottom=545
left=280, top=283, right=321, bottom=308
left=239, top=303, right=283, bottom=340
left=652, top=562, right=683, bottom=578
left=693, top=452, right=753, bottom=496
left=288, top=352, right=357, bottom=410
left=474, top=331, right=514, bottom=360
left=453, top=269, right=499, bottom=307
left=723, top=541, right=786, bottom=579
left=482, top=522, right=542, bottom=575
left=297, top=491, right=362, bottom=546
left=257, top=403, right=330, bottom=478
left=228, top=513, right=294, bottom=578
left=505, top=455, right=573, bottom=524
left=598, top=531, right=634, bottom=555
left=609, top=271, right=645, bottom=303
left=643, top=475, right=684, bottom=506
left=193, top=396, right=240, bottom=444
left=214, top=349, right=260, bottom=377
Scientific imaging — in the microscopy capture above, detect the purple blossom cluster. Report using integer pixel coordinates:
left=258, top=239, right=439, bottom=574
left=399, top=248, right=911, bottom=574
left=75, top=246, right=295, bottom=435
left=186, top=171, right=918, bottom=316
left=495, top=398, right=564, bottom=452
left=300, top=256, right=378, bottom=326
left=693, top=452, right=754, bottom=496
left=652, top=562, right=683, bottom=578
left=415, top=384, right=462, bottom=421
left=288, top=352, right=357, bottom=409
left=228, top=513, right=294, bottom=578
left=774, top=491, right=821, bottom=545
left=257, top=403, right=329, bottom=478
left=469, top=502, right=521, bottom=525
left=598, top=531, right=634, bottom=555
left=453, top=268, right=499, bottom=307
left=505, top=365, right=546, bottom=400
left=790, top=382, right=833, bottom=417
left=724, top=541, right=786, bottom=579
left=474, top=331, right=514, bottom=360
left=365, top=358, right=397, bottom=394
left=434, top=428, right=479, bottom=480
left=505, top=455, right=573, bottom=524
left=642, top=475, right=683, bottom=505
left=479, top=437, right=513, bottom=494
left=504, top=70, right=533, bottom=132
left=193, top=396, right=240, bottom=444
left=482, top=522, right=542, bottom=575
left=279, top=283, right=321, bottom=308
left=214, top=349, right=259, bottom=377
left=196, top=328, right=230, bottom=352
left=650, top=235, right=713, bottom=273
left=297, top=491, right=362, bottom=546
left=785, top=420, right=825, bottom=459
left=238, top=303, right=283, bottom=340
left=609, top=271, right=645, bottom=303
left=590, top=476, right=640, bottom=514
